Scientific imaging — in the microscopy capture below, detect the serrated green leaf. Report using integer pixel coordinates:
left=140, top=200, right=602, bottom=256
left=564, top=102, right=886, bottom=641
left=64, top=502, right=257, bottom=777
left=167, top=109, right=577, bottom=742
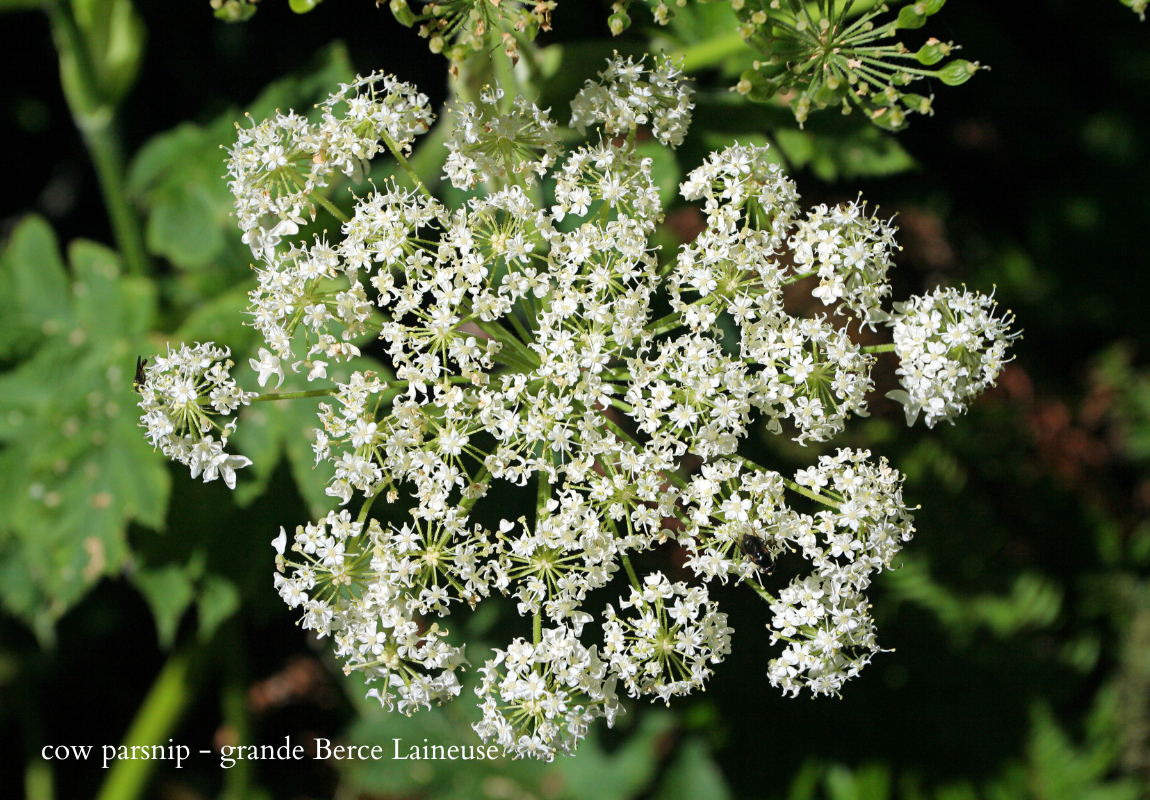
left=0, top=218, right=169, bottom=638
left=773, top=122, right=916, bottom=181
left=555, top=712, right=677, bottom=800
left=145, top=181, right=227, bottom=270
left=172, top=281, right=257, bottom=352
left=0, top=216, right=71, bottom=359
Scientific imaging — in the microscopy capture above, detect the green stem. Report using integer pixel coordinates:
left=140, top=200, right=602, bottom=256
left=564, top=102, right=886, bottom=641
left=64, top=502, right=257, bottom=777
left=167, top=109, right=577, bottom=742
left=382, top=130, right=435, bottom=200
left=219, top=625, right=253, bottom=800
left=46, top=0, right=148, bottom=276
left=251, top=388, right=338, bottom=402
left=25, top=760, right=53, bottom=800
left=863, top=343, right=896, bottom=354
left=18, top=675, right=54, bottom=800
left=784, top=477, right=837, bottom=507
left=746, top=579, right=777, bottom=606
left=95, top=645, right=203, bottom=800
left=85, top=120, right=149, bottom=276
left=736, top=454, right=842, bottom=509
left=459, top=464, right=492, bottom=515
left=311, top=191, right=350, bottom=225
left=621, top=552, right=642, bottom=593
left=408, top=111, right=454, bottom=187
left=357, top=491, right=379, bottom=525
left=533, top=611, right=542, bottom=646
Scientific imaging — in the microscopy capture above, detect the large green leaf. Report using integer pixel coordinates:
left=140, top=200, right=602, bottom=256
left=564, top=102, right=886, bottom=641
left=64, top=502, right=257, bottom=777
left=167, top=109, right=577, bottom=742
left=0, top=216, right=169, bottom=642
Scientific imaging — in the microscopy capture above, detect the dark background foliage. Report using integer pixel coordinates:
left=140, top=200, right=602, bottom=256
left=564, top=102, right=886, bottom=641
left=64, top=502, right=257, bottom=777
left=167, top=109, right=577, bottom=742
left=2, top=1, right=1149, bottom=799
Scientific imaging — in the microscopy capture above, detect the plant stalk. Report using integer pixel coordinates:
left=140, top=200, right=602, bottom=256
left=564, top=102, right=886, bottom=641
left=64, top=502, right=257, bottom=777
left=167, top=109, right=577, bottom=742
left=94, top=644, right=203, bottom=800
left=46, top=0, right=149, bottom=277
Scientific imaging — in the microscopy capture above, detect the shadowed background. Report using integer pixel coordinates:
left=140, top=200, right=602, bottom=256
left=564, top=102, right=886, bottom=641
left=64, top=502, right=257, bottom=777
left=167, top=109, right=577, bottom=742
left=2, top=1, right=1149, bottom=799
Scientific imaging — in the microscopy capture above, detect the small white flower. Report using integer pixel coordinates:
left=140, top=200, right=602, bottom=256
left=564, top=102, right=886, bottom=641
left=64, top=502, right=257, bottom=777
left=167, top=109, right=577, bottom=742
left=249, top=348, right=285, bottom=389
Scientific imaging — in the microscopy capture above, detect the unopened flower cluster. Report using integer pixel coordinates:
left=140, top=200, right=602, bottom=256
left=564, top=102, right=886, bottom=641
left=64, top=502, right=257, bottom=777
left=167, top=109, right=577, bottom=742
left=386, top=0, right=556, bottom=66
left=141, top=52, right=1016, bottom=760
left=609, top=0, right=981, bottom=129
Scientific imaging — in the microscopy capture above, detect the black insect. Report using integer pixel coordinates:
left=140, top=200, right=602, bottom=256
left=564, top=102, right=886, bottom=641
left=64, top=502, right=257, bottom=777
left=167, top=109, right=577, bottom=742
left=133, top=356, right=147, bottom=393
left=738, top=534, right=775, bottom=574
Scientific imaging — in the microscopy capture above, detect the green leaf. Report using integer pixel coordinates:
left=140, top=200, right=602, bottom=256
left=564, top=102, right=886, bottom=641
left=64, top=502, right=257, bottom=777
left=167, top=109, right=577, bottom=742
left=652, top=739, right=731, bottom=800
left=0, top=216, right=72, bottom=359
left=776, top=122, right=916, bottom=181
left=133, top=563, right=197, bottom=649
left=197, top=573, right=240, bottom=641
left=289, top=0, right=324, bottom=12
left=338, top=663, right=677, bottom=800
left=0, top=216, right=169, bottom=640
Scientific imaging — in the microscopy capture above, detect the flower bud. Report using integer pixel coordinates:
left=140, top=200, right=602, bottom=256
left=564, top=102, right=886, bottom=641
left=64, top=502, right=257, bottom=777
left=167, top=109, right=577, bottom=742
left=738, top=68, right=782, bottom=102
left=608, top=11, right=630, bottom=36
left=936, top=59, right=981, bottom=86
left=915, top=37, right=953, bottom=66
left=288, top=0, right=323, bottom=13
left=389, top=0, right=416, bottom=27
left=896, top=4, right=927, bottom=29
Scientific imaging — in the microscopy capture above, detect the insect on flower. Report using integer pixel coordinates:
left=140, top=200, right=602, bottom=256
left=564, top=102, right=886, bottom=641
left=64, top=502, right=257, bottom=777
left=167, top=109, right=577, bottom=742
left=133, top=356, right=147, bottom=394
left=738, top=533, right=775, bottom=574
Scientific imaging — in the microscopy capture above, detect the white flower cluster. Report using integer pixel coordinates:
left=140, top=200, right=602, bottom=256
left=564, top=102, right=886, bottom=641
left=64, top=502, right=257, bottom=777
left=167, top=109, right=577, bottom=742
left=603, top=573, right=732, bottom=703
left=138, top=54, right=1014, bottom=760
left=226, top=72, right=433, bottom=258
left=136, top=343, right=255, bottom=489
left=777, top=449, right=915, bottom=696
left=445, top=85, right=563, bottom=189
left=793, top=199, right=897, bottom=328
left=886, top=287, right=1017, bottom=427
left=272, top=512, right=468, bottom=714
left=474, top=626, right=619, bottom=760
left=570, top=53, right=694, bottom=147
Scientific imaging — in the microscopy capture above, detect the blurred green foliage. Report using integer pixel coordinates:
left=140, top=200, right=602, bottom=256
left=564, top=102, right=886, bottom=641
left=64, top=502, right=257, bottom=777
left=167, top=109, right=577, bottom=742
left=1, top=1, right=1149, bottom=799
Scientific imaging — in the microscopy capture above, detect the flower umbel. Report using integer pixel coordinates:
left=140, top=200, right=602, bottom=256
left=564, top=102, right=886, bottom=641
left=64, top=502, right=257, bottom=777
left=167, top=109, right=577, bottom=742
left=886, top=286, right=1018, bottom=427
left=140, top=55, right=1018, bottom=761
